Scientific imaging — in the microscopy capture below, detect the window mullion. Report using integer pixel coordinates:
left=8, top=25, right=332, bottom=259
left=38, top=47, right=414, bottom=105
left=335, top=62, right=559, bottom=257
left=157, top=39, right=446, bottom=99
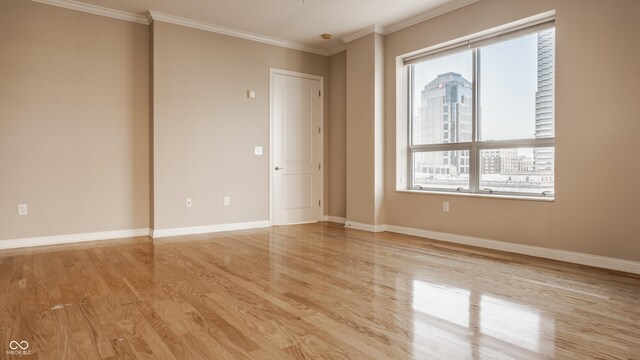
left=475, top=137, right=555, bottom=149
left=470, top=48, right=480, bottom=193
left=410, top=143, right=473, bottom=152
left=407, top=66, right=414, bottom=189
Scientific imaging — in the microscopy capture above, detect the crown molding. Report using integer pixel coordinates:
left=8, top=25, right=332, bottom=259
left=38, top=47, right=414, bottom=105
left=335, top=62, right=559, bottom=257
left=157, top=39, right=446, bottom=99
left=327, top=44, right=346, bottom=56
left=342, top=24, right=382, bottom=44
left=31, top=0, right=149, bottom=24
left=29, top=0, right=330, bottom=56
left=383, top=0, right=480, bottom=34
left=148, top=11, right=330, bottom=56
left=31, top=0, right=479, bottom=56
left=341, top=0, right=480, bottom=44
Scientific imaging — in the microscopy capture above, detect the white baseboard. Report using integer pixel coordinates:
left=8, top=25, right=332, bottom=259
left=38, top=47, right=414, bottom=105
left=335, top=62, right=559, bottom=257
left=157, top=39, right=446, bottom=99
left=0, top=228, right=151, bottom=250
left=345, top=221, right=387, bottom=233
left=323, top=215, right=346, bottom=224
left=385, top=225, right=640, bottom=275
left=3, top=221, right=636, bottom=274
left=151, top=220, right=271, bottom=238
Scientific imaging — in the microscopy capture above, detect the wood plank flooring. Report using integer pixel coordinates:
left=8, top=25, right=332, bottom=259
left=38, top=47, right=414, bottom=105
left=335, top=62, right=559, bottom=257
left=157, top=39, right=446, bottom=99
left=1, top=222, right=639, bottom=359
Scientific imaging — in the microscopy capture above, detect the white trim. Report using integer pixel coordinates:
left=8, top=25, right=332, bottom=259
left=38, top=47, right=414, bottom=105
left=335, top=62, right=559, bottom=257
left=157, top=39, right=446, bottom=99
left=396, top=189, right=555, bottom=202
left=269, top=68, right=325, bottom=82
left=401, top=10, right=556, bottom=61
left=327, top=45, right=346, bottom=56
left=383, top=0, right=480, bottom=34
left=151, top=221, right=271, bottom=238
left=0, top=228, right=151, bottom=250
left=341, top=0, right=480, bottom=44
left=31, top=0, right=149, bottom=24
left=345, top=221, right=387, bottom=233
left=269, top=69, right=325, bottom=226
left=31, top=0, right=479, bottom=56
left=148, top=11, right=329, bottom=56
left=342, top=24, right=382, bottom=44
left=323, top=216, right=346, bottom=224
left=385, top=225, right=640, bottom=275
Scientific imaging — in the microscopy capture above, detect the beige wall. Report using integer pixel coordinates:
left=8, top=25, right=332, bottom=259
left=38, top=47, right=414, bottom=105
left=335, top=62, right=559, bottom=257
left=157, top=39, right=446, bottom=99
left=328, top=51, right=347, bottom=218
left=152, top=22, right=329, bottom=230
left=0, top=1, right=150, bottom=240
left=346, top=33, right=386, bottom=225
left=373, top=33, right=386, bottom=226
left=384, top=0, right=640, bottom=261
left=346, top=34, right=376, bottom=225
left=4, top=0, right=637, bottom=264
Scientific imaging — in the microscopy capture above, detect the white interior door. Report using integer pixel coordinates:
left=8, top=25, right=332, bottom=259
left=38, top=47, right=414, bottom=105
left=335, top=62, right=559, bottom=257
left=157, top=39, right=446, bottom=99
left=272, top=71, right=322, bottom=225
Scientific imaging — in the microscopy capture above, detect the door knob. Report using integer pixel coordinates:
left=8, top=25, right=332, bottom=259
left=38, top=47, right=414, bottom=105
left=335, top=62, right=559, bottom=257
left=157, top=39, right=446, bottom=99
left=275, top=167, right=284, bottom=171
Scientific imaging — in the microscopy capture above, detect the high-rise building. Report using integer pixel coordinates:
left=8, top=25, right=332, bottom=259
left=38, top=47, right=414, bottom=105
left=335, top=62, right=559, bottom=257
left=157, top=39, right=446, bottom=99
left=414, top=72, right=472, bottom=178
left=534, top=29, right=555, bottom=172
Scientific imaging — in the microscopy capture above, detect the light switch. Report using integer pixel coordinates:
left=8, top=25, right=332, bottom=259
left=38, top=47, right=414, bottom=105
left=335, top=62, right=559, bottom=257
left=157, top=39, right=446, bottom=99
left=247, top=90, right=256, bottom=99
left=254, top=146, right=263, bottom=155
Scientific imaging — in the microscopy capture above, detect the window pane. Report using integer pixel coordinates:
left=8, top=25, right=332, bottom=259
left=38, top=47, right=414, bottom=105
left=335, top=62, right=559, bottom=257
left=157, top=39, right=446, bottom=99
left=411, top=51, right=473, bottom=145
left=413, top=150, right=470, bottom=190
left=480, top=148, right=554, bottom=196
left=479, top=29, right=555, bottom=141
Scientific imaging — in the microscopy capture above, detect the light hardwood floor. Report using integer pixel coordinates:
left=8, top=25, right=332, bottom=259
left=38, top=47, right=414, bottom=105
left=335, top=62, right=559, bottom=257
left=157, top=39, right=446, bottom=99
left=1, top=222, right=639, bottom=359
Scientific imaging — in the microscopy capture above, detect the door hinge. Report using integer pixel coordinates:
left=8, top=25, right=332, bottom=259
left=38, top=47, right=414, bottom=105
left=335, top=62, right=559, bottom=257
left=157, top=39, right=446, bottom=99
left=318, top=90, right=321, bottom=97
left=319, top=200, right=321, bottom=206
left=318, top=163, right=321, bottom=170
left=318, top=127, right=321, bottom=134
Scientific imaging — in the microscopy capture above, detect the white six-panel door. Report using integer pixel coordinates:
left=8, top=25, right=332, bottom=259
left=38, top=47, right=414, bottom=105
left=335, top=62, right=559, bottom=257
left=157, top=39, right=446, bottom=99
left=271, top=70, right=323, bottom=225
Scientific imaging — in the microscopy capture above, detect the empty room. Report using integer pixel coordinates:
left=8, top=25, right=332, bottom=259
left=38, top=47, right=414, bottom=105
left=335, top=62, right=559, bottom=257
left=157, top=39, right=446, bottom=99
left=1, top=0, right=639, bottom=358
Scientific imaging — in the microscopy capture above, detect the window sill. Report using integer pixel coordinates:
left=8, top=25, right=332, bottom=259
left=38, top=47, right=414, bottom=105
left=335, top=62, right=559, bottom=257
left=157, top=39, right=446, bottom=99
left=396, top=189, right=555, bottom=202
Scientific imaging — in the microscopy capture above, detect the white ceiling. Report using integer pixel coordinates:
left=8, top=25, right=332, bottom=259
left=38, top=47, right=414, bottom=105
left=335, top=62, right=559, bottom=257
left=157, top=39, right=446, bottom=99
left=38, top=0, right=479, bottom=54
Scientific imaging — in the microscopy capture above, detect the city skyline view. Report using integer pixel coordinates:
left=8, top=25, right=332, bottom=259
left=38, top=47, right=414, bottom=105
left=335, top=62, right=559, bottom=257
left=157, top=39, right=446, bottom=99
left=412, top=33, right=542, bottom=141
left=411, top=29, right=555, bottom=195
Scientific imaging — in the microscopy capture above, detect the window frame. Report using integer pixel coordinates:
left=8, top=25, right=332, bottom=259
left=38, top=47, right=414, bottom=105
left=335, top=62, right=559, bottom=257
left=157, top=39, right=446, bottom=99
left=406, top=28, right=556, bottom=199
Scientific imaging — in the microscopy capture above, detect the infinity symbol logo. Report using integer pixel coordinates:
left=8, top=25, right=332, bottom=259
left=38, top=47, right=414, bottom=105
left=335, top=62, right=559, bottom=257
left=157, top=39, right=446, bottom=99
left=9, top=340, right=29, bottom=350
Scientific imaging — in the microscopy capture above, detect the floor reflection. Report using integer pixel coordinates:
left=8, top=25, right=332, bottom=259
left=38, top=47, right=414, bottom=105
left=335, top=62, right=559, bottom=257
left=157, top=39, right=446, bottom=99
left=412, top=281, right=470, bottom=328
left=412, top=279, right=555, bottom=359
left=480, top=295, right=551, bottom=354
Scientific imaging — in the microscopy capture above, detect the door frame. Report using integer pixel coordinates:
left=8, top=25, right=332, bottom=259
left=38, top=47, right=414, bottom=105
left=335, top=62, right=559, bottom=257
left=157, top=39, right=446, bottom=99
left=269, top=68, right=324, bottom=226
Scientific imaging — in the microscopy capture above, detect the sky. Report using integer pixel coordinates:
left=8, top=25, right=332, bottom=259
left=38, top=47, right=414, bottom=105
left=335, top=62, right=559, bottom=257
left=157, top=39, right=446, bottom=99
left=412, top=32, right=539, bottom=147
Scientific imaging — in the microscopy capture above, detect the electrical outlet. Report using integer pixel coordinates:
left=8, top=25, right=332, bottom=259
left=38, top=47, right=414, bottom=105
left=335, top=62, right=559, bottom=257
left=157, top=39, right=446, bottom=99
left=223, top=196, right=230, bottom=206
left=17, top=204, right=28, bottom=216
left=186, top=198, right=192, bottom=208
left=254, top=146, right=263, bottom=155
left=443, top=201, right=449, bottom=213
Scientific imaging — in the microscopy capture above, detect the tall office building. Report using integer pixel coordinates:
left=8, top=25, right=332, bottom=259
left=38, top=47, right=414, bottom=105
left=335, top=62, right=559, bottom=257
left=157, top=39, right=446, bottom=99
left=414, top=72, right=472, bottom=177
left=534, top=29, right=555, bottom=172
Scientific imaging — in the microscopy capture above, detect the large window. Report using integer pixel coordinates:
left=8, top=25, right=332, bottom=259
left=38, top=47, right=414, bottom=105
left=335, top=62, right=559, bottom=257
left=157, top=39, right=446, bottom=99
left=405, top=19, right=555, bottom=198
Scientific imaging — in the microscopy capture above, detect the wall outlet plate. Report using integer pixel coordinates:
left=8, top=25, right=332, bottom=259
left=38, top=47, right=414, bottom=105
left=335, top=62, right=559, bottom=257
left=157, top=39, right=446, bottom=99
left=17, top=204, right=28, bottom=216
left=186, top=198, right=192, bottom=208
left=255, top=146, right=263, bottom=155
left=224, top=196, right=230, bottom=206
